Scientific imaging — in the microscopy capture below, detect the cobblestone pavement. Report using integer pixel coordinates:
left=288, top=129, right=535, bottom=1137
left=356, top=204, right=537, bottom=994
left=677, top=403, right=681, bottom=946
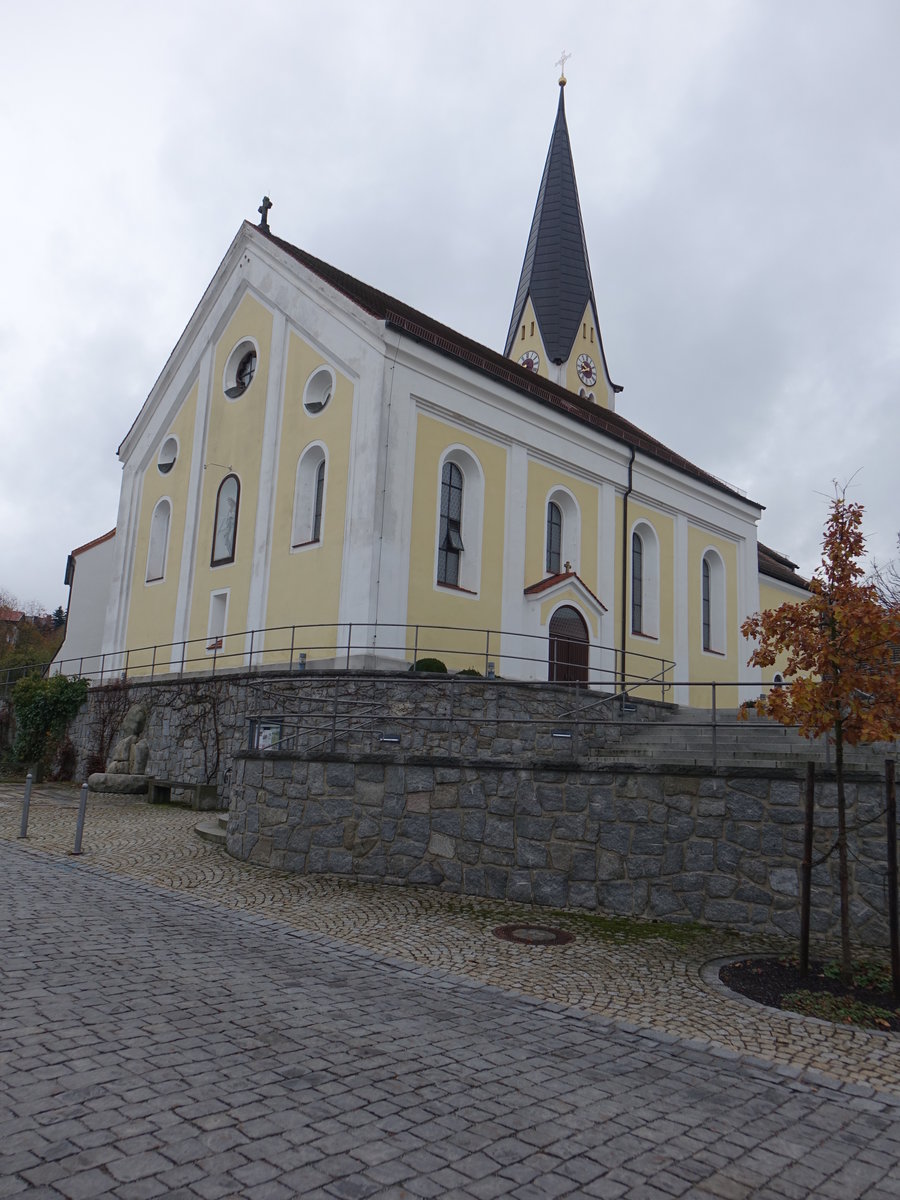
left=2, top=784, right=900, bottom=1199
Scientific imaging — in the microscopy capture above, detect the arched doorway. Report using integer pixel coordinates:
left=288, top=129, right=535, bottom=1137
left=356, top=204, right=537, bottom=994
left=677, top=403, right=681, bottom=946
left=548, top=605, right=589, bottom=683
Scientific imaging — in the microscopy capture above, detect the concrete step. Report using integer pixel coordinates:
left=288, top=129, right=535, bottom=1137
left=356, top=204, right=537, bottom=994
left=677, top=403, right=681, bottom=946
left=194, top=813, right=227, bottom=846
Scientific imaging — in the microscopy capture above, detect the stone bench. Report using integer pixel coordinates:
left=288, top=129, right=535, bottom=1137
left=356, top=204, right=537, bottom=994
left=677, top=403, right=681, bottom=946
left=148, top=778, right=218, bottom=811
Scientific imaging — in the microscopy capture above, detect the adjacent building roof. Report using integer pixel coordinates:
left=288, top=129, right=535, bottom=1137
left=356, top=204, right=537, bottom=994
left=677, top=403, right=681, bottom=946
left=502, top=82, right=617, bottom=389
left=758, top=543, right=809, bottom=590
left=261, top=226, right=759, bottom=510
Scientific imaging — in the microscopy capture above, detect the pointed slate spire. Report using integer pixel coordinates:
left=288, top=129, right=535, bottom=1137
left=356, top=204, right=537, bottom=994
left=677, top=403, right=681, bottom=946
left=505, top=81, right=619, bottom=395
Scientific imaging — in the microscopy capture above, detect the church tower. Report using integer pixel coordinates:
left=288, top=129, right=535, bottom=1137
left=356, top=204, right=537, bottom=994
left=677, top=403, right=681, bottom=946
left=504, top=68, right=620, bottom=409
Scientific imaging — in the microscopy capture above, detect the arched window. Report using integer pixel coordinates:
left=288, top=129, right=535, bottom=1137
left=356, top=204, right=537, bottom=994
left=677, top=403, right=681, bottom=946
left=545, top=488, right=580, bottom=576
left=546, top=502, right=562, bottom=574
left=211, top=474, right=240, bottom=566
left=631, top=532, right=644, bottom=633
left=701, top=549, right=726, bottom=653
left=438, top=462, right=464, bottom=586
left=435, top=448, right=484, bottom=593
left=548, top=605, right=589, bottom=683
left=631, top=520, right=659, bottom=638
left=292, top=445, right=327, bottom=548
left=146, top=499, right=171, bottom=583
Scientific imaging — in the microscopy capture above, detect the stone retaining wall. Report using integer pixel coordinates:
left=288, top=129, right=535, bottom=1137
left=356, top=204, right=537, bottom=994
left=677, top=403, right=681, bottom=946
left=229, top=752, right=892, bottom=947
left=65, top=670, right=665, bottom=790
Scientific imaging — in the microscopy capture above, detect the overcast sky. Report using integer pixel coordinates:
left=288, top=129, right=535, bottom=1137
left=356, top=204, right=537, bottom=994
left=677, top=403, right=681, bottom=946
left=2, top=0, right=898, bottom=614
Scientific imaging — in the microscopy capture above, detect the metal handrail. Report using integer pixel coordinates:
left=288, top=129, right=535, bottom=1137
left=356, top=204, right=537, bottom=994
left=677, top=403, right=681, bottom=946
left=10, top=618, right=677, bottom=696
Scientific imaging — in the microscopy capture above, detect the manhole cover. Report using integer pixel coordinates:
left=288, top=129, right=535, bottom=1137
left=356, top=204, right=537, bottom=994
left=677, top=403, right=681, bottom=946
left=493, top=924, right=574, bottom=946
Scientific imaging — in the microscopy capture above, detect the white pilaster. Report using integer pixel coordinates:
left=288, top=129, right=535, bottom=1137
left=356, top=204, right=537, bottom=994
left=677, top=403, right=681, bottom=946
left=245, top=311, right=288, bottom=655
left=673, top=513, right=690, bottom=705
left=171, top=343, right=214, bottom=668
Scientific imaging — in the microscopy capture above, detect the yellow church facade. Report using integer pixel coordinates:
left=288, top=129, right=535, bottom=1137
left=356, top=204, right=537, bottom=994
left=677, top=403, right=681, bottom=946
left=59, top=82, right=807, bottom=707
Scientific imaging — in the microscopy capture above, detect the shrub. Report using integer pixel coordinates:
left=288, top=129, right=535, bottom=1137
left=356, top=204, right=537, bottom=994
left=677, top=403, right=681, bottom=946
left=410, top=657, right=448, bottom=673
left=11, top=675, right=89, bottom=768
left=457, top=667, right=483, bottom=677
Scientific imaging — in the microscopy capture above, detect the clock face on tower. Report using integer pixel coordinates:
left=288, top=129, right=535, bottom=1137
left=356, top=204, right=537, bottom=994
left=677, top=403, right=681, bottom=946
left=519, top=350, right=540, bottom=372
left=576, top=354, right=597, bottom=387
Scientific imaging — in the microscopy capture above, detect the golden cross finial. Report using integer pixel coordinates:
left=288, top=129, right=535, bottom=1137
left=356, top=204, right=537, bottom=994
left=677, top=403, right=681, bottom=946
left=556, top=50, right=571, bottom=84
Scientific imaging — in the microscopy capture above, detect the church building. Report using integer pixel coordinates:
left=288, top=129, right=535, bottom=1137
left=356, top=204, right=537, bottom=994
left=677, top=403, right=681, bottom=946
left=56, top=74, right=807, bottom=706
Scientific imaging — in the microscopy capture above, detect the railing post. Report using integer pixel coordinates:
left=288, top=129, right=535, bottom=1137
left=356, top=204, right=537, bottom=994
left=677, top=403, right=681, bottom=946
left=484, top=629, right=490, bottom=676
left=124, top=648, right=130, bottom=680
left=150, top=644, right=157, bottom=680
left=18, top=773, right=33, bottom=839
left=100, top=653, right=106, bottom=685
left=249, top=629, right=255, bottom=671
left=290, top=625, right=295, bottom=669
left=711, top=681, right=717, bottom=768
left=884, top=758, right=900, bottom=1005
left=346, top=623, right=353, bottom=670
left=331, top=677, right=339, bottom=753
left=413, top=625, right=419, bottom=669
left=180, top=642, right=186, bottom=677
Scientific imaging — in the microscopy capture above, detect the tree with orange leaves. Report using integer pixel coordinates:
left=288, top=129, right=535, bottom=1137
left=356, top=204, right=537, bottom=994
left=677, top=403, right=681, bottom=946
left=742, top=495, right=900, bottom=982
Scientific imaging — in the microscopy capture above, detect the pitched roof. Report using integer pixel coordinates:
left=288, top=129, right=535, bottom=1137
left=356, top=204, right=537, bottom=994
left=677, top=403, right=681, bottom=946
left=70, top=528, right=116, bottom=558
left=260, top=226, right=759, bottom=509
left=502, top=84, right=615, bottom=387
left=524, top=569, right=608, bottom=612
left=758, top=542, right=809, bottom=590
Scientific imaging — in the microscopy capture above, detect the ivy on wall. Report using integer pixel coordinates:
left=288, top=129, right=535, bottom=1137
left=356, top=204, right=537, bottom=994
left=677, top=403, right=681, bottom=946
left=11, top=675, right=89, bottom=767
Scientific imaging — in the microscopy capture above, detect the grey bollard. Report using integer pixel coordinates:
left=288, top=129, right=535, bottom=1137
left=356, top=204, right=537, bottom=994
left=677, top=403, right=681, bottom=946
left=72, top=783, right=89, bottom=855
left=18, top=773, right=33, bottom=838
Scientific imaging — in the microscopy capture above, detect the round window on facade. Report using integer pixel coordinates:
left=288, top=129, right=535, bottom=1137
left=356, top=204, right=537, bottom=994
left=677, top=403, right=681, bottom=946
left=303, top=366, right=335, bottom=415
left=157, top=436, right=178, bottom=475
left=224, top=339, right=259, bottom=400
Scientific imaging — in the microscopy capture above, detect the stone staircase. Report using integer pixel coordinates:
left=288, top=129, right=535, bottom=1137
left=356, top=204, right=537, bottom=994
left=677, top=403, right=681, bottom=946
left=194, top=813, right=227, bottom=846
left=601, top=706, right=898, bottom=772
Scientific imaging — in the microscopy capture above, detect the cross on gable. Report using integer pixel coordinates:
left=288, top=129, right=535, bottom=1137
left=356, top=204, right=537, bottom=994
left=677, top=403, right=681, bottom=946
left=258, top=195, right=273, bottom=232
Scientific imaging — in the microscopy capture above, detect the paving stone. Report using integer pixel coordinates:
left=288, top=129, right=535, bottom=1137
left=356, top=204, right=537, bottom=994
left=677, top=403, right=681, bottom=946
left=3, top=792, right=900, bottom=1200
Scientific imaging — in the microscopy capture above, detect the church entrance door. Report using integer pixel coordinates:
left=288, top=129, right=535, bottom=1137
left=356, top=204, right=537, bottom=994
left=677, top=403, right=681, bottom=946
left=548, top=605, right=589, bottom=683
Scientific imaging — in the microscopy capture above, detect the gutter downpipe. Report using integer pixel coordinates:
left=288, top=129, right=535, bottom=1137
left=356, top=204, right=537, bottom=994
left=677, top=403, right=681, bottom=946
left=620, top=445, right=636, bottom=701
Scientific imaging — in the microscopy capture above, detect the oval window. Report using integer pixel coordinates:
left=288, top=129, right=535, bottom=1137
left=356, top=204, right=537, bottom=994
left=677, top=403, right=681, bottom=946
left=157, top=436, right=178, bottom=474
left=304, top=366, right=334, bottom=415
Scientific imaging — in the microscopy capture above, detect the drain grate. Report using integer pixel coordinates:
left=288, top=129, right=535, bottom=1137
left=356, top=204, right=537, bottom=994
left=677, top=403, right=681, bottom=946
left=492, top=924, right=574, bottom=946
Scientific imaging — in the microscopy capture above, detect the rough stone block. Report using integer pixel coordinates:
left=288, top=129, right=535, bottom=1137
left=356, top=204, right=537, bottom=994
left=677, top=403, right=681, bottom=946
left=568, top=881, right=597, bottom=909
left=536, top=783, right=564, bottom=811
left=685, top=840, right=715, bottom=872
left=570, top=849, right=596, bottom=881
left=405, top=792, right=431, bottom=813
left=769, top=867, right=798, bottom=896
left=666, top=815, right=695, bottom=843
left=631, top=828, right=664, bottom=854
left=596, top=850, right=625, bottom=881
left=725, top=794, right=764, bottom=822
left=484, top=817, right=514, bottom=849
left=460, top=781, right=486, bottom=808
left=649, top=886, right=684, bottom=917
left=599, top=826, right=631, bottom=855
left=406, top=766, right=435, bottom=792
left=516, top=839, right=547, bottom=868
left=483, top=867, right=508, bottom=899
left=532, top=872, right=567, bottom=907
left=703, top=899, right=749, bottom=925
left=409, top=862, right=443, bottom=886
left=428, top=831, right=455, bottom=859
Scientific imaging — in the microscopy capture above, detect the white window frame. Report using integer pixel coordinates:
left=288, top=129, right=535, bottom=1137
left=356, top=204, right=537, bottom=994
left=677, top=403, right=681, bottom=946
left=545, top=486, right=580, bottom=575
left=433, top=445, right=484, bottom=596
left=630, top=519, right=660, bottom=639
left=145, top=498, right=172, bottom=584
left=207, top=589, right=229, bottom=653
left=292, top=442, right=328, bottom=550
left=701, top=547, right=726, bottom=655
